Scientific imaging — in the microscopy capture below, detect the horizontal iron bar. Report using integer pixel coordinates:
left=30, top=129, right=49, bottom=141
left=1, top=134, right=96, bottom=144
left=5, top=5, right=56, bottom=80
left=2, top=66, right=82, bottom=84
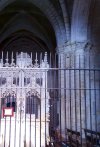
left=0, top=67, right=100, bottom=71
left=0, top=87, right=100, bottom=90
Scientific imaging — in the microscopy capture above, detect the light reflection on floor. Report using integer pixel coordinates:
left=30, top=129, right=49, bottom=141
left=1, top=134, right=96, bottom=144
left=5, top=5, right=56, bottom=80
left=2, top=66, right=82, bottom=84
left=0, top=117, right=49, bottom=147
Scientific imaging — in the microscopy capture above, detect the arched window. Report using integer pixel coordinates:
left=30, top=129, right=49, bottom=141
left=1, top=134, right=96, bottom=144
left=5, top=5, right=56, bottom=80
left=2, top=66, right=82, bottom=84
left=26, top=94, right=40, bottom=118
left=1, top=93, right=16, bottom=112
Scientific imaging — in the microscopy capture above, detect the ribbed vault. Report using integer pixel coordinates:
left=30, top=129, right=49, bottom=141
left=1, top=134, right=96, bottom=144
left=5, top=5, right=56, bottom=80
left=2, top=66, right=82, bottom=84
left=0, top=0, right=55, bottom=52
left=0, top=0, right=99, bottom=53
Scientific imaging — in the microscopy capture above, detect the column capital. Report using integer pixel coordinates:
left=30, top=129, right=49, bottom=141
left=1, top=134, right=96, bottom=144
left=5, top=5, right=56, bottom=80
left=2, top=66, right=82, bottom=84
left=56, top=41, right=93, bottom=55
left=64, top=41, right=93, bottom=54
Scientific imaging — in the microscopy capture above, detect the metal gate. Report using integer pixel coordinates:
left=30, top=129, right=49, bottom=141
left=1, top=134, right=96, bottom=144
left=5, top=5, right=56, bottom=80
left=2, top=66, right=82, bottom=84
left=48, top=53, right=100, bottom=147
left=0, top=52, right=100, bottom=147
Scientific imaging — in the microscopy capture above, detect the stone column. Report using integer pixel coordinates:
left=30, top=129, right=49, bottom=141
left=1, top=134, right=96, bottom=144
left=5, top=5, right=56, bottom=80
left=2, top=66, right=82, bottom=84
left=57, top=41, right=100, bottom=139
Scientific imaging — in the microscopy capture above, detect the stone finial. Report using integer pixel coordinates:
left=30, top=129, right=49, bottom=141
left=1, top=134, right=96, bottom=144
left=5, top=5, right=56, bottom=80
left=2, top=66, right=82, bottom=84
left=11, top=52, right=15, bottom=66
left=5, top=52, right=9, bottom=66
left=44, top=52, right=48, bottom=66
left=44, top=52, right=47, bottom=62
left=0, top=51, right=3, bottom=67
left=33, top=52, right=39, bottom=68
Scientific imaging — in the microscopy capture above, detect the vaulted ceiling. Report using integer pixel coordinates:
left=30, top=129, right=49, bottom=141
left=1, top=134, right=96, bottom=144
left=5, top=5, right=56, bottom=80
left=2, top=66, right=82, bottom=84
left=0, top=0, right=99, bottom=53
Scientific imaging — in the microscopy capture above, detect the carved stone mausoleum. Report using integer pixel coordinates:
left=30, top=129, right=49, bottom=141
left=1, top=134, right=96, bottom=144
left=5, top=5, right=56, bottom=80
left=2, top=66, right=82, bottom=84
left=0, top=52, right=50, bottom=147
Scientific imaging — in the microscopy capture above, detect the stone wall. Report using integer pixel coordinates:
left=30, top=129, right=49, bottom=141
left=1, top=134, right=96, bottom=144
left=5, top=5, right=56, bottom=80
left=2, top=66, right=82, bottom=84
left=57, top=41, right=100, bottom=138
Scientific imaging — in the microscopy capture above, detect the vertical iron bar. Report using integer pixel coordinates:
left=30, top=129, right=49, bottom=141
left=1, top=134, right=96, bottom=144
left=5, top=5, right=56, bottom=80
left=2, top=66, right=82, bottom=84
left=4, top=116, right=6, bottom=147
left=53, top=53, right=57, bottom=133
left=0, top=76, right=3, bottom=146
left=49, top=52, right=52, bottom=145
left=0, top=52, right=3, bottom=145
left=0, top=76, right=3, bottom=143
left=89, top=55, right=93, bottom=145
left=98, top=67, right=100, bottom=144
left=14, top=74, right=17, bottom=147
left=52, top=54, right=55, bottom=134
left=84, top=54, right=87, bottom=146
left=35, top=91, right=36, bottom=147
left=59, top=54, right=62, bottom=143
left=0, top=76, right=2, bottom=144
left=97, top=61, right=100, bottom=127
left=30, top=93, right=31, bottom=147
left=24, top=84, right=27, bottom=147
left=9, top=71, right=13, bottom=147
left=84, top=55, right=87, bottom=128
left=45, top=69, right=46, bottom=146
left=4, top=80, right=7, bottom=147
left=54, top=53, right=57, bottom=135
left=94, top=60, right=97, bottom=146
left=19, top=67, right=23, bottom=147
left=39, top=53, right=42, bottom=147
left=19, top=94, right=21, bottom=147
left=64, top=54, right=67, bottom=143
left=74, top=55, right=77, bottom=139
left=29, top=66, right=32, bottom=147
left=68, top=54, right=72, bottom=146
left=35, top=52, right=37, bottom=147
left=89, top=56, right=92, bottom=127
left=24, top=91, right=26, bottom=146
left=79, top=55, right=82, bottom=146
left=9, top=104, right=11, bottom=147
left=30, top=52, right=32, bottom=147
left=69, top=54, right=72, bottom=132
left=4, top=74, right=8, bottom=147
left=0, top=94, right=1, bottom=144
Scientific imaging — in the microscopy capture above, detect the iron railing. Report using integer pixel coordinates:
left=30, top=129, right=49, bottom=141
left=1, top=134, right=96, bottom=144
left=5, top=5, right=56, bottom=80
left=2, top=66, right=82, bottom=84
left=0, top=52, right=100, bottom=147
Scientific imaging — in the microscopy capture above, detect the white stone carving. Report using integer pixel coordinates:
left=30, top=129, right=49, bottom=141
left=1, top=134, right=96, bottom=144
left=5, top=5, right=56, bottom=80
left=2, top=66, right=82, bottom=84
left=0, top=52, right=50, bottom=147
